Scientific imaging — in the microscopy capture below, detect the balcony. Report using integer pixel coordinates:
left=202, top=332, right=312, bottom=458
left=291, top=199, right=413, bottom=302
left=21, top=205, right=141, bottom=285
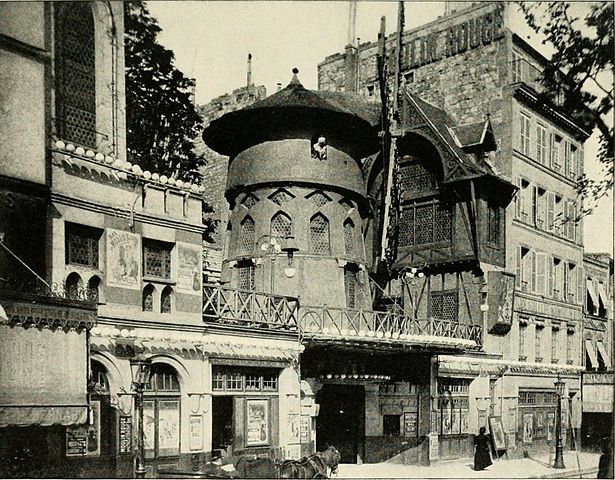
left=202, top=284, right=482, bottom=349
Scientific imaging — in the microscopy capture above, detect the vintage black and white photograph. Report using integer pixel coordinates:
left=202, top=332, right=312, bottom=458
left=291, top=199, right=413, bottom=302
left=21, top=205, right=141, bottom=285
left=0, top=0, right=613, bottom=478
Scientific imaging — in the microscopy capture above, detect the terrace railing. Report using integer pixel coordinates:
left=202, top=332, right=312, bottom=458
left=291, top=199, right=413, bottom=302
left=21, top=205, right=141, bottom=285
left=202, top=284, right=299, bottom=331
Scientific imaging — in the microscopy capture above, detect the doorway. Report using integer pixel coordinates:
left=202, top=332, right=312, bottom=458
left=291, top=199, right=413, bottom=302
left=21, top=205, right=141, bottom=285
left=316, top=384, right=365, bottom=463
left=212, top=396, right=234, bottom=452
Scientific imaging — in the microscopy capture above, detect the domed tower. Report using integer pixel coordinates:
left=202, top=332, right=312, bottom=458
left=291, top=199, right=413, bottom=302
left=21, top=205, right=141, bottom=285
left=203, top=70, right=380, bottom=309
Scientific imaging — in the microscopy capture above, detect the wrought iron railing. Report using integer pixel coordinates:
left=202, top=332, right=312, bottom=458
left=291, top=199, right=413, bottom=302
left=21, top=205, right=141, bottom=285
left=0, top=278, right=98, bottom=304
left=299, top=304, right=482, bottom=344
left=202, top=284, right=299, bottom=331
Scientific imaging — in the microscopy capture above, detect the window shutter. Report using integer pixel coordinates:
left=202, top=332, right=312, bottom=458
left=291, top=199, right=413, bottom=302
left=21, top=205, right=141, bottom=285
left=547, top=192, right=555, bottom=232
left=532, top=187, right=537, bottom=225
left=536, top=252, right=546, bottom=295
left=549, top=132, right=554, bottom=169
left=516, top=246, right=522, bottom=288
left=577, top=266, right=584, bottom=306
left=531, top=251, right=537, bottom=293
left=563, top=262, right=569, bottom=302
left=523, top=250, right=531, bottom=290
left=547, top=256, right=554, bottom=297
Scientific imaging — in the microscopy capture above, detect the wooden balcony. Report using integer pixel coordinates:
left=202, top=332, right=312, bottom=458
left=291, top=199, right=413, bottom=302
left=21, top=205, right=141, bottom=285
left=202, top=285, right=482, bottom=349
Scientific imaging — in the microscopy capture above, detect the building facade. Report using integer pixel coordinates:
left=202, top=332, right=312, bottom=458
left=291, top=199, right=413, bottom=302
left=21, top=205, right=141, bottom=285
left=317, top=1, right=590, bottom=461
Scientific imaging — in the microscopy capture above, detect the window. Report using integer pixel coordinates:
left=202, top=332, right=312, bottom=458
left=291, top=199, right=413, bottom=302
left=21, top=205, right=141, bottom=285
left=535, top=325, right=543, bottom=361
left=430, top=290, right=458, bottom=321
left=88, top=275, right=101, bottom=303
left=533, top=187, right=547, bottom=229
left=66, top=223, right=101, bottom=268
left=54, top=2, right=96, bottom=147
left=566, top=262, right=577, bottom=303
left=383, top=415, right=401, bottom=436
left=344, top=265, right=357, bottom=309
left=404, top=71, right=415, bottom=84
left=517, top=247, right=531, bottom=292
left=240, top=216, right=255, bottom=254
left=532, top=251, right=546, bottom=295
left=519, top=322, right=527, bottom=359
left=571, top=144, right=580, bottom=180
left=553, top=195, right=564, bottom=235
left=551, top=135, right=562, bottom=173
left=399, top=201, right=453, bottom=247
left=269, top=189, right=293, bottom=206
left=143, top=240, right=172, bottom=279
left=512, top=51, right=522, bottom=83
left=566, top=330, right=575, bottom=364
left=343, top=219, right=356, bottom=257
left=309, top=213, right=330, bottom=255
left=552, top=257, right=564, bottom=300
left=212, top=367, right=279, bottom=392
left=142, top=284, right=155, bottom=312
left=398, top=160, right=437, bottom=194
left=551, top=327, right=559, bottom=362
left=487, top=202, right=500, bottom=245
left=519, top=113, right=531, bottom=156
left=65, top=272, right=83, bottom=300
left=242, top=194, right=258, bottom=209
left=367, top=84, right=375, bottom=97
left=90, top=361, right=109, bottom=394
left=238, top=263, right=255, bottom=291
left=271, top=212, right=292, bottom=238
left=146, top=363, right=180, bottom=392
left=306, top=191, right=330, bottom=208
left=160, top=286, right=173, bottom=314
left=536, top=124, right=548, bottom=165
left=516, top=178, right=532, bottom=222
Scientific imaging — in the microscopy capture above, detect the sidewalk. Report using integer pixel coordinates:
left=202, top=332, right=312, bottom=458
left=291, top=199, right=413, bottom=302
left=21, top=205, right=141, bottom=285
left=336, top=451, right=601, bottom=478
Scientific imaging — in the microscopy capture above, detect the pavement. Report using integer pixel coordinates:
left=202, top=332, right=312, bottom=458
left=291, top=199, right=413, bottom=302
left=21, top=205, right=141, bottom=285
left=335, top=451, right=601, bottom=479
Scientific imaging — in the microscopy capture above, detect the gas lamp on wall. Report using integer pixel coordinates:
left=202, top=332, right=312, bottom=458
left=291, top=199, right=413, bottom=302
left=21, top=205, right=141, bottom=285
left=282, top=237, right=299, bottom=278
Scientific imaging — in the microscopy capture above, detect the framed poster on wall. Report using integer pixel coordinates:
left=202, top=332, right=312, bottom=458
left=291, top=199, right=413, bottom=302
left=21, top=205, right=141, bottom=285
left=289, top=415, right=300, bottom=442
left=66, top=399, right=100, bottom=456
left=158, top=400, right=181, bottom=457
left=246, top=399, right=269, bottom=446
left=488, top=416, right=507, bottom=451
left=522, top=413, right=533, bottom=444
left=189, top=415, right=203, bottom=451
left=404, top=412, right=418, bottom=437
left=119, top=416, right=133, bottom=455
left=546, top=412, right=556, bottom=441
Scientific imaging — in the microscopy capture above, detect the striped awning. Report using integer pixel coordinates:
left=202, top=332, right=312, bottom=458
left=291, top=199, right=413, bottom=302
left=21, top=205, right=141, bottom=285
left=597, top=283, right=608, bottom=306
left=586, top=339, right=599, bottom=369
left=586, top=279, right=598, bottom=306
left=596, top=341, right=612, bottom=369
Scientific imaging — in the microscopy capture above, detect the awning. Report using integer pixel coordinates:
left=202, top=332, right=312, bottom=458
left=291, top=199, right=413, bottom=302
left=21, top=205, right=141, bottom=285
left=596, top=341, right=612, bottom=369
left=585, top=339, right=599, bottom=369
left=597, top=283, right=608, bottom=307
left=586, top=279, right=598, bottom=306
left=0, top=406, right=88, bottom=428
left=209, top=342, right=295, bottom=367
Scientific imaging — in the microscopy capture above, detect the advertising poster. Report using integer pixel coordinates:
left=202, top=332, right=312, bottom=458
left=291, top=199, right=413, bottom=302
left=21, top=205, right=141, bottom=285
left=547, top=412, right=556, bottom=441
left=246, top=399, right=269, bottom=446
left=404, top=412, right=418, bottom=437
left=300, top=416, right=310, bottom=444
left=159, top=400, right=180, bottom=456
left=441, top=410, right=453, bottom=435
left=66, top=399, right=100, bottom=456
left=488, top=271, right=516, bottom=327
left=452, top=409, right=461, bottom=435
left=119, top=416, right=132, bottom=455
left=460, top=409, right=469, bottom=434
left=507, top=409, right=517, bottom=433
left=143, top=401, right=156, bottom=458
left=106, top=229, right=140, bottom=289
left=488, top=416, right=506, bottom=450
left=189, top=415, right=203, bottom=451
left=289, top=415, right=300, bottom=442
left=177, top=243, right=202, bottom=293
left=522, top=413, right=533, bottom=444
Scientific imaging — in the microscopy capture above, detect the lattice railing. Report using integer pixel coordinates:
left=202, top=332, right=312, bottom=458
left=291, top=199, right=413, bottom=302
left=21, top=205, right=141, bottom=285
left=202, top=284, right=299, bottom=331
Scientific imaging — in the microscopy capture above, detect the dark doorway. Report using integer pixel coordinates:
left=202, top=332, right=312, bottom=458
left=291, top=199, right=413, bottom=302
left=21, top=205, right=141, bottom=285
left=212, top=396, right=234, bottom=451
left=316, top=384, right=365, bottom=463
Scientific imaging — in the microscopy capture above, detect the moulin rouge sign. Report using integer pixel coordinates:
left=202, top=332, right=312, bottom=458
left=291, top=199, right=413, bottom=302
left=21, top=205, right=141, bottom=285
left=392, top=5, right=505, bottom=70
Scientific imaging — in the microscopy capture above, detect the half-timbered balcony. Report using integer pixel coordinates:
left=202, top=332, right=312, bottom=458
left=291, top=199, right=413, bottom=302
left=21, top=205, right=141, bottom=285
left=202, top=284, right=482, bottom=349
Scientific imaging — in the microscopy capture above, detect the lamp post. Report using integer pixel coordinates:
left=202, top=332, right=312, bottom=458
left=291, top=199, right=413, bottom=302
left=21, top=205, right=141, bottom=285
left=402, top=267, right=424, bottom=319
left=553, top=374, right=566, bottom=469
left=257, top=235, right=298, bottom=294
left=130, top=356, right=152, bottom=479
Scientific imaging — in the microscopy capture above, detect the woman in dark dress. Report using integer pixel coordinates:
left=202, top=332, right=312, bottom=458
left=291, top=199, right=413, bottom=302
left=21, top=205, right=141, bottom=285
left=474, top=427, right=493, bottom=471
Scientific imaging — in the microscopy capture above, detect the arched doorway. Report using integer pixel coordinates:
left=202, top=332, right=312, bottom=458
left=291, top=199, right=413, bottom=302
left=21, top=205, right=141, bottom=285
left=143, top=363, right=181, bottom=475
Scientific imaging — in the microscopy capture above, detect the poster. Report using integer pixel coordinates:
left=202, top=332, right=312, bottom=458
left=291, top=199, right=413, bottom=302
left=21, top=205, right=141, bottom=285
left=246, top=399, right=269, bottom=446
left=106, top=229, right=140, bottom=289
left=522, top=413, right=533, bottom=444
left=547, top=412, right=556, bottom=441
left=442, top=409, right=453, bottom=435
left=452, top=409, right=461, bottom=435
left=300, top=416, right=310, bottom=444
left=488, top=416, right=506, bottom=450
left=143, top=401, right=156, bottom=458
left=289, top=415, right=300, bottom=442
left=159, top=400, right=180, bottom=456
left=488, top=271, right=516, bottom=328
left=177, top=243, right=202, bottom=292
left=404, top=412, right=418, bottom=437
left=507, top=409, right=517, bottom=433
left=66, top=399, right=100, bottom=456
left=460, top=409, right=469, bottom=434
left=189, top=415, right=203, bottom=451
left=119, top=416, right=132, bottom=454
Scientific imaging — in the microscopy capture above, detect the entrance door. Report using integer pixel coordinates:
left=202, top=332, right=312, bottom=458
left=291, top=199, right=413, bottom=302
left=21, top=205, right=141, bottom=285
left=316, top=384, right=365, bottom=463
left=212, top=396, right=234, bottom=453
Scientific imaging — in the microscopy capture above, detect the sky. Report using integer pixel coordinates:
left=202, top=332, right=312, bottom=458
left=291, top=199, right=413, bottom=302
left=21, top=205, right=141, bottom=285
left=147, top=1, right=613, bottom=254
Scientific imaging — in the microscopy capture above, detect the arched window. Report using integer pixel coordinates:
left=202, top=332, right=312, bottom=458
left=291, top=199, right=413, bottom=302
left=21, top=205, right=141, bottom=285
left=271, top=212, right=292, bottom=238
left=344, top=265, right=357, bottom=309
left=88, top=275, right=102, bottom=303
left=160, top=286, right=173, bottom=314
left=240, top=216, right=255, bottom=254
left=146, top=363, right=181, bottom=393
left=54, top=2, right=97, bottom=147
left=66, top=272, right=83, bottom=300
left=90, top=360, right=110, bottom=394
left=309, top=213, right=330, bottom=255
left=143, top=284, right=155, bottom=312
left=344, top=219, right=355, bottom=257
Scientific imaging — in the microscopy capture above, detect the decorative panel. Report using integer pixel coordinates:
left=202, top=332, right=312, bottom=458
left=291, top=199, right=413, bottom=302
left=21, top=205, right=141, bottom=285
left=242, top=194, right=259, bottom=209
left=269, top=189, right=293, bottom=206
left=306, top=191, right=330, bottom=208
left=270, top=212, right=292, bottom=238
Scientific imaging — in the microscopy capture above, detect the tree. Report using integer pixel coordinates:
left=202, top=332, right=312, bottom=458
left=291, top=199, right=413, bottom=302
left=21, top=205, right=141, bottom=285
left=124, top=1, right=205, bottom=183
left=519, top=2, right=613, bottom=210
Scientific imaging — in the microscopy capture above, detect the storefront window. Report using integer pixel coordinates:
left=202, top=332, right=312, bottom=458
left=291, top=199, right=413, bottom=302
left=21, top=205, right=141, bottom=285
left=438, top=379, right=470, bottom=435
left=212, top=367, right=279, bottom=392
left=518, top=390, right=557, bottom=443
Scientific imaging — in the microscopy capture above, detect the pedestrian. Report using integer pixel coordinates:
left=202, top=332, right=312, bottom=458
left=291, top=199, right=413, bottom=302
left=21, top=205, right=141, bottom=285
left=474, top=426, right=493, bottom=471
left=598, top=436, right=613, bottom=479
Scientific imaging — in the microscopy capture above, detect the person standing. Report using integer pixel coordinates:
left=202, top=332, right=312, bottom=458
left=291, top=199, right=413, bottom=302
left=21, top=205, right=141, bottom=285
left=474, top=426, right=493, bottom=471
left=598, top=436, right=613, bottom=479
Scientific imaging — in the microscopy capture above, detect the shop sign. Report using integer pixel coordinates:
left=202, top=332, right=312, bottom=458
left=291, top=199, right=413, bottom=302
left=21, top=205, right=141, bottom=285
left=189, top=415, right=203, bottom=451
left=119, top=416, right=133, bottom=454
left=397, top=4, right=505, bottom=71
left=177, top=243, right=202, bottom=293
left=106, top=229, right=141, bottom=289
left=300, top=416, right=310, bottom=444
left=66, top=399, right=100, bottom=457
left=404, top=412, right=418, bottom=437
left=246, top=399, right=269, bottom=446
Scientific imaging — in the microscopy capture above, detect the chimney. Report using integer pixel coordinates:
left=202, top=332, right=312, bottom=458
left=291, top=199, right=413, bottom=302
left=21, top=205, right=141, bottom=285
left=247, top=53, right=253, bottom=87
left=347, top=1, right=357, bottom=47
left=344, top=2, right=358, bottom=93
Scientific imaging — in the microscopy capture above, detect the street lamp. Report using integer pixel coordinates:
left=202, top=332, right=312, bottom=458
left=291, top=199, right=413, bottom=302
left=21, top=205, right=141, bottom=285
left=401, top=267, right=424, bottom=318
left=257, top=235, right=298, bottom=293
left=553, top=374, right=566, bottom=469
left=130, top=356, right=152, bottom=478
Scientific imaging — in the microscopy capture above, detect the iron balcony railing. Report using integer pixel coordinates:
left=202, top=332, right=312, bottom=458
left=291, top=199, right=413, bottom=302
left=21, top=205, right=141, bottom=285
left=299, top=304, right=482, bottom=345
left=202, top=284, right=299, bottom=331
left=202, top=285, right=482, bottom=345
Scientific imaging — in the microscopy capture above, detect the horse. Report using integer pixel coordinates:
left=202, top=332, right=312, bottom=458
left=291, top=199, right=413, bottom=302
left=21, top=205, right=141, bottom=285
left=278, top=446, right=340, bottom=479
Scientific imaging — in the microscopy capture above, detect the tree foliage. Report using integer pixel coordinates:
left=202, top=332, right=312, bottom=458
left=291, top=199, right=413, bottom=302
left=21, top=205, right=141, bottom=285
left=124, top=1, right=205, bottom=183
left=519, top=2, right=613, bottom=208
